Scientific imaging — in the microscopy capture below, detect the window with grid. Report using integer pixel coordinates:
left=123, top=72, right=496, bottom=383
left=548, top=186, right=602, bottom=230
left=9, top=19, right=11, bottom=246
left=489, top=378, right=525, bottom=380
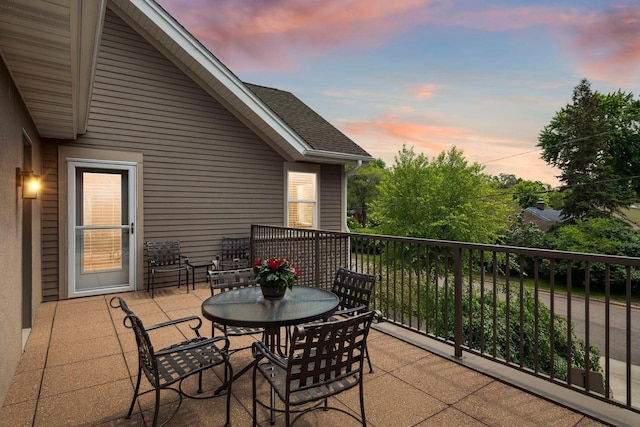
left=287, top=171, right=317, bottom=228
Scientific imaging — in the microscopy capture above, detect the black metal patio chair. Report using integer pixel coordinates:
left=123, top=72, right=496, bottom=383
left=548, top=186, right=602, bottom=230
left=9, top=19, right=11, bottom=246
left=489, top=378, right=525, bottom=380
left=146, top=240, right=190, bottom=298
left=252, top=310, right=379, bottom=427
left=110, top=297, right=232, bottom=427
left=215, top=236, right=250, bottom=270
left=207, top=267, right=265, bottom=348
left=329, top=266, right=380, bottom=372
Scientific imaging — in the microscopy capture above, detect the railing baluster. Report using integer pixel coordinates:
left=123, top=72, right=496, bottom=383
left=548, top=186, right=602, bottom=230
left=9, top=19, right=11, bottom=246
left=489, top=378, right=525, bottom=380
left=584, top=261, right=591, bottom=392
left=605, top=263, right=610, bottom=399
left=626, top=266, right=632, bottom=407
left=566, top=261, right=573, bottom=385
left=454, top=247, right=463, bottom=358
left=505, top=252, right=511, bottom=364
left=534, top=257, right=539, bottom=374
left=550, top=259, right=555, bottom=380
left=519, top=255, right=525, bottom=368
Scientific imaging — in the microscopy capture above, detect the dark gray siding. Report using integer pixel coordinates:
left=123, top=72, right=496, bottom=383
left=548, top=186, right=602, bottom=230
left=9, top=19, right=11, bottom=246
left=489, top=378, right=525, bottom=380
left=41, top=8, right=344, bottom=298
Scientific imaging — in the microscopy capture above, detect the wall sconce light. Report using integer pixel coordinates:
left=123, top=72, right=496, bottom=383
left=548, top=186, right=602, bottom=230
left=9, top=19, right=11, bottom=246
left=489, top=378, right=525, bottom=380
left=16, top=167, right=41, bottom=199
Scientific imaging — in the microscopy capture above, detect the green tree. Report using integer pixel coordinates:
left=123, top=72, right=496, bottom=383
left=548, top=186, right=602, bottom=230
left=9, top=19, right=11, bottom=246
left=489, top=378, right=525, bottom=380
left=493, top=173, right=519, bottom=188
left=512, top=180, right=549, bottom=208
left=500, top=214, right=547, bottom=249
left=547, top=188, right=565, bottom=210
left=602, top=90, right=640, bottom=198
left=538, top=79, right=638, bottom=219
left=545, top=217, right=640, bottom=293
left=371, top=145, right=512, bottom=243
left=347, top=158, right=386, bottom=227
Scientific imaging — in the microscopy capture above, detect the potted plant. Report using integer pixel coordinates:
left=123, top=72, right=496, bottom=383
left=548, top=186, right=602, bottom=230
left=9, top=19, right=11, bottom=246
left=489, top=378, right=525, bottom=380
left=252, top=257, right=300, bottom=300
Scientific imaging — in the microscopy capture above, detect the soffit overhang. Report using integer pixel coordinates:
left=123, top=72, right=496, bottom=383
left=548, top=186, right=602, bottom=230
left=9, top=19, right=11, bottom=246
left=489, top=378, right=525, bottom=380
left=0, top=0, right=367, bottom=165
left=0, top=0, right=105, bottom=140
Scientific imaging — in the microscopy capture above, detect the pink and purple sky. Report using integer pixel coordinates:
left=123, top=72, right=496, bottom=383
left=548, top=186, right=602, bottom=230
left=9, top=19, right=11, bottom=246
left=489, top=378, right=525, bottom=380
left=157, top=0, right=640, bottom=186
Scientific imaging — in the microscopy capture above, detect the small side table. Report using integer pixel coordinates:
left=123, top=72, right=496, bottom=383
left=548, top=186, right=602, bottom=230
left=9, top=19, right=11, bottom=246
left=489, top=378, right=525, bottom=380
left=186, top=260, right=213, bottom=291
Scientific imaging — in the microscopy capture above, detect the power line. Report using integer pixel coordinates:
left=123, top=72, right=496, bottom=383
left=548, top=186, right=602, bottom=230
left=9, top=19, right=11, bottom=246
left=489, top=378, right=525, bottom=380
left=479, top=131, right=612, bottom=166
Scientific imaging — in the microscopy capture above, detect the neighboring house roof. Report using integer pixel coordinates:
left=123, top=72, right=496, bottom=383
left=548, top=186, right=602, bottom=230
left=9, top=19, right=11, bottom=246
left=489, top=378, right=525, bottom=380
left=246, top=84, right=370, bottom=158
left=0, top=0, right=373, bottom=164
left=523, top=205, right=570, bottom=232
left=525, top=206, right=567, bottom=223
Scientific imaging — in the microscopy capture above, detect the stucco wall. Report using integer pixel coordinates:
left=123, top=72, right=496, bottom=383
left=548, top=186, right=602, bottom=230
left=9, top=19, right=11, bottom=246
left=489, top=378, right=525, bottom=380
left=0, top=58, right=42, bottom=407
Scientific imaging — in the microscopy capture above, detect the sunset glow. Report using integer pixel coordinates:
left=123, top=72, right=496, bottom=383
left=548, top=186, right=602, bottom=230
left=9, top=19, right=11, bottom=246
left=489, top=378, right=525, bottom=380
left=157, top=0, right=640, bottom=187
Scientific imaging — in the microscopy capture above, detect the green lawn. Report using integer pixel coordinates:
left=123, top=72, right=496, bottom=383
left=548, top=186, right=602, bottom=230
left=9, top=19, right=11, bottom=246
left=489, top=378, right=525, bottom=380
left=620, top=207, right=640, bottom=225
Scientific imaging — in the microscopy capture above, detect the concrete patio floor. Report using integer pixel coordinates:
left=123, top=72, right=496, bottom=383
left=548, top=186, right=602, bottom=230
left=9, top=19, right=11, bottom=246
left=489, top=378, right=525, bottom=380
left=0, top=285, right=617, bottom=426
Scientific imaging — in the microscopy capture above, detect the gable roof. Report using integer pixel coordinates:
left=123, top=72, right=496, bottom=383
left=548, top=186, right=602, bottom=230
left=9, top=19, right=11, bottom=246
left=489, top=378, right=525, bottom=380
left=0, top=0, right=373, bottom=164
left=246, top=84, right=370, bottom=159
left=524, top=206, right=568, bottom=223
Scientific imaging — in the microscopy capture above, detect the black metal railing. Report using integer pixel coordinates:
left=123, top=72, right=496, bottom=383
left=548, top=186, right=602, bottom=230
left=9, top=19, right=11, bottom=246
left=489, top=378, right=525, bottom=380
left=251, top=224, right=640, bottom=414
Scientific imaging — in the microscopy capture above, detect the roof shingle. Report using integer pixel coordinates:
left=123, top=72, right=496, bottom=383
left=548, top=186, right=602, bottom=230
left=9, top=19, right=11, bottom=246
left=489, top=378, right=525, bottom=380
left=246, top=83, right=371, bottom=158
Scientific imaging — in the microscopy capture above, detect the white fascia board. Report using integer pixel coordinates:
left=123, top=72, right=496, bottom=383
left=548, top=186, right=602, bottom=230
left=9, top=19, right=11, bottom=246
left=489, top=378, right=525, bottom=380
left=75, top=0, right=107, bottom=136
left=128, top=0, right=311, bottom=155
left=302, top=149, right=374, bottom=164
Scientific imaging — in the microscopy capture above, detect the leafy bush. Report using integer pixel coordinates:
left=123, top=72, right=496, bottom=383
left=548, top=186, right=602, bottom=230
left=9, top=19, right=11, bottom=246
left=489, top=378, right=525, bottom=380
left=378, top=269, right=602, bottom=385
left=545, top=217, right=640, bottom=294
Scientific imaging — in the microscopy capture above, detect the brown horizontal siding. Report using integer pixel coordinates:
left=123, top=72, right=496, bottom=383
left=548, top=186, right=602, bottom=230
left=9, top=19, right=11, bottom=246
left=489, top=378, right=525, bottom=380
left=41, top=142, right=59, bottom=301
left=320, top=164, right=343, bottom=230
left=84, top=9, right=283, bottom=286
left=42, top=8, right=344, bottom=298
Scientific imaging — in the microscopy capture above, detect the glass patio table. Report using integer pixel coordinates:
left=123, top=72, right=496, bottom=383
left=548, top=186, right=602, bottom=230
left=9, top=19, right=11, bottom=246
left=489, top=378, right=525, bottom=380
left=201, top=285, right=339, bottom=331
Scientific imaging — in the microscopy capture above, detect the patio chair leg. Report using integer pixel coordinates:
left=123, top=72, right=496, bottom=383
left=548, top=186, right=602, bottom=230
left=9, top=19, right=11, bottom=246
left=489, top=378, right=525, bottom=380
left=127, top=367, right=143, bottom=419
left=224, top=360, right=233, bottom=427
left=151, top=270, right=155, bottom=299
left=359, top=380, right=367, bottom=427
left=365, top=345, right=374, bottom=373
left=198, top=371, right=203, bottom=394
left=252, top=364, right=258, bottom=427
left=152, top=386, right=161, bottom=427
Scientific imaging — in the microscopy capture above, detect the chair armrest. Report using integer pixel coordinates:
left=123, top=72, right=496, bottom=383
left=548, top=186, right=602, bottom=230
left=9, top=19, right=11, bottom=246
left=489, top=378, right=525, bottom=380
left=252, top=341, right=287, bottom=369
left=180, top=255, right=190, bottom=265
left=145, top=315, right=203, bottom=334
left=335, top=304, right=367, bottom=317
left=155, top=335, right=230, bottom=357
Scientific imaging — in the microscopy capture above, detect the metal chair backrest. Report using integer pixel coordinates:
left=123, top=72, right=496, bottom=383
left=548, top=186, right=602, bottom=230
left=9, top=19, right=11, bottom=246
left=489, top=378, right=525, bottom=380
left=331, top=267, right=378, bottom=314
left=208, top=267, right=255, bottom=294
left=218, top=237, right=250, bottom=267
left=111, top=297, right=158, bottom=385
left=146, top=241, right=182, bottom=266
left=288, top=311, right=375, bottom=391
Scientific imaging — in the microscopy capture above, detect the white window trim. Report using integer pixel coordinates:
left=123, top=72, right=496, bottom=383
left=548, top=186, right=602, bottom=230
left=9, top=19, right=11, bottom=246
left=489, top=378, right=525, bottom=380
left=284, top=163, right=320, bottom=229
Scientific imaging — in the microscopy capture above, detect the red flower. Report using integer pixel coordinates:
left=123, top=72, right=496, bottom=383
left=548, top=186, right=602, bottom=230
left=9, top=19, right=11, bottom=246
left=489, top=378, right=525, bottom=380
left=252, top=257, right=300, bottom=291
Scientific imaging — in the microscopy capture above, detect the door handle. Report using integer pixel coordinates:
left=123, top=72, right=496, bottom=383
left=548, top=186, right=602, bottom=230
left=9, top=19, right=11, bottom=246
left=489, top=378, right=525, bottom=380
left=130, top=222, right=134, bottom=235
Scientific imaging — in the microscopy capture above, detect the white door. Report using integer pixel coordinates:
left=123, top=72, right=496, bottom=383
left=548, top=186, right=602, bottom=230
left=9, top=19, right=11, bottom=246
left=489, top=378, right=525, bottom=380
left=68, top=161, right=136, bottom=298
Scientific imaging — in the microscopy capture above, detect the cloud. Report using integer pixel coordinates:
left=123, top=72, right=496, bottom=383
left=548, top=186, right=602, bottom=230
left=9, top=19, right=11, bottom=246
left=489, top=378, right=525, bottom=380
left=339, top=112, right=559, bottom=185
left=411, top=83, right=437, bottom=99
left=567, top=5, right=640, bottom=85
left=157, top=0, right=434, bottom=72
left=441, top=5, right=589, bottom=31
left=440, top=4, right=640, bottom=86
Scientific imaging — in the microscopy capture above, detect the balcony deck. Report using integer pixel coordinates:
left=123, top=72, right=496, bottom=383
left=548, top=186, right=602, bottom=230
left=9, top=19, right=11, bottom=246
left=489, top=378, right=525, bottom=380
left=1, top=285, right=607, bottom=427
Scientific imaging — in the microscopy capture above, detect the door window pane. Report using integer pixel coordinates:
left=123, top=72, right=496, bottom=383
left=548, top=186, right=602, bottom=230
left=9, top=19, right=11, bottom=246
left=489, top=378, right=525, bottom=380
left=83, top=172, right=121, bottom=226
left=82, top=172, right=122, bottom=272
